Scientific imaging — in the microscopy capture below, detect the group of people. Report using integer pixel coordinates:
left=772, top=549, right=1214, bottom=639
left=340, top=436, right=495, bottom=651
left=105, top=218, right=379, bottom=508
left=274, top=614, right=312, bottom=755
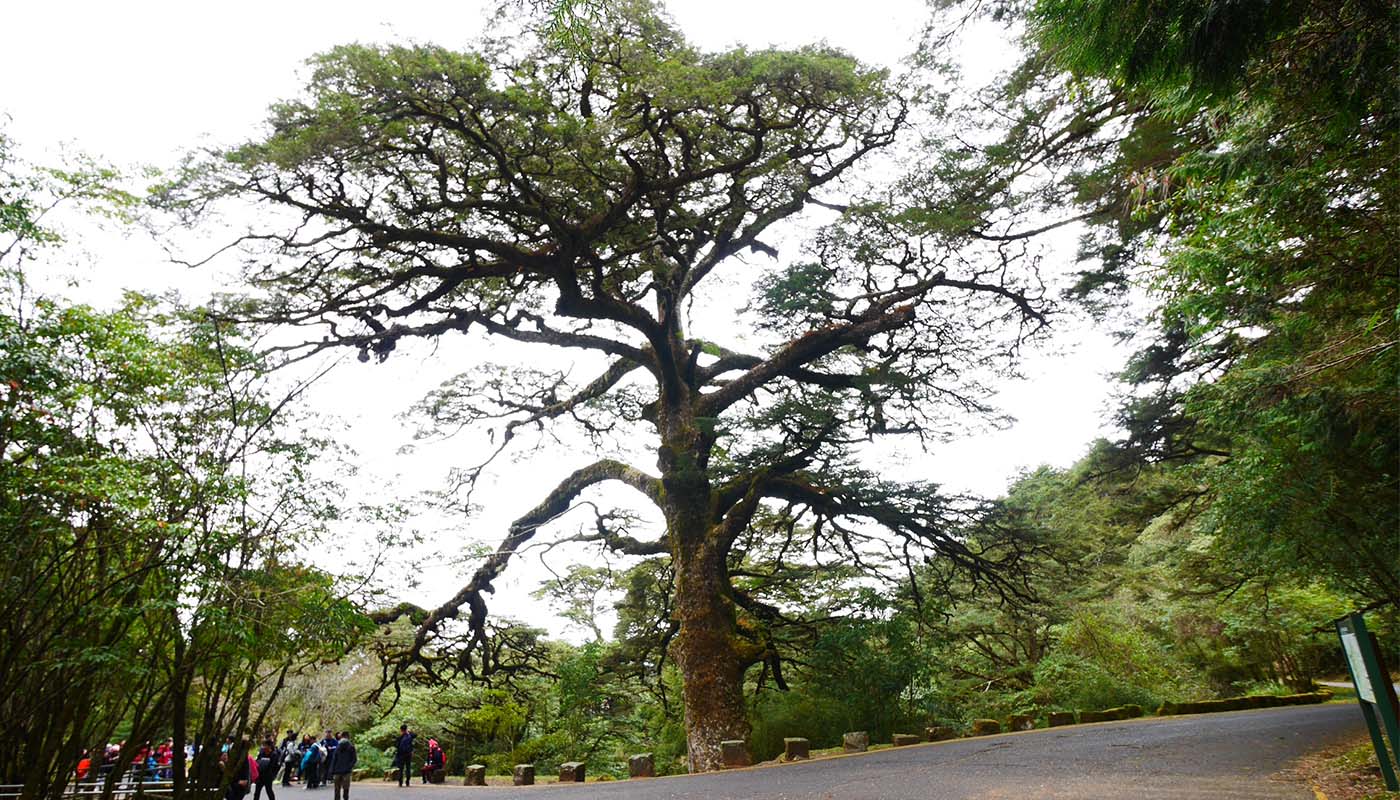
left=74, top=740, right=185, bottom=782
left=73, top=725, right=456, bottom=798
left=224, top=731, right=358, bottom=800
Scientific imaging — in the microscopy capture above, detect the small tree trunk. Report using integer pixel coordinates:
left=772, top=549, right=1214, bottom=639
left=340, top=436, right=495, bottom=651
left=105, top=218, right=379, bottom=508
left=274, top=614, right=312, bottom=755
left=171, top=633, right=188, bottom=797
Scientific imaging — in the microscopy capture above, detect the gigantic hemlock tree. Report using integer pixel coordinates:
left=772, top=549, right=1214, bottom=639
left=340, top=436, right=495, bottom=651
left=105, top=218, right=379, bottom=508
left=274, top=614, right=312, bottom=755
left=179, top=2, right=1046, bottom=770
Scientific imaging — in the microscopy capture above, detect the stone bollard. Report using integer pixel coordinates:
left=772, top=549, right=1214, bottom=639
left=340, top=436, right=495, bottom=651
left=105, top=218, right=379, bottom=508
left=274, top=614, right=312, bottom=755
left=925, top=726, right=955, bottom=741
left=783, top=738, right=810, bottom=761
left=429, top=768, right=446, bottom=784
left=971, top=719, right=1001, bottom=736
left=512, top=764, right=535, bottom=786
left=627, top=754, right=655, bottom=778
left=1008, top=714, right=1035, bottom=731
left=1047, top=711, right=1075, bottom=727
left=891, top=733, right=921, bottom=747
left=384, top=768, right=400, bottom=782
left=1078, top=710, right=1108, bottom=723
left=464, top=765, right=486, bottom=786
left=720, top=740, right=751, bottom=768
left=558, top=762, right=585, bottom=783
left=842, top=732, right=869, bottom=753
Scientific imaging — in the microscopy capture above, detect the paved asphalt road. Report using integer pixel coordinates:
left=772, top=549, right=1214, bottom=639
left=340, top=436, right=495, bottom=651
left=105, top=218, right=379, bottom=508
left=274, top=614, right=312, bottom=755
left=345, top=703, right=1366, bottom=800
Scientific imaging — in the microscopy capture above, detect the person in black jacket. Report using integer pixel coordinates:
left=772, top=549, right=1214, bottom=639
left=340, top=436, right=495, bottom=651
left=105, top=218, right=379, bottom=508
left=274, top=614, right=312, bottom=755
left=329, top=735, right=357, bottom=800
left=253, top=741, right=278, bottom=800
left=223, top=750, right=251, bottom=800
left=392, top=725, right=415, bottom=788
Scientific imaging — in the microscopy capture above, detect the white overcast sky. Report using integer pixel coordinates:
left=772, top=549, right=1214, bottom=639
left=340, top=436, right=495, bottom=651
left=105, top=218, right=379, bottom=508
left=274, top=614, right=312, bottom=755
left=3, top=0, right=1131, bottom=640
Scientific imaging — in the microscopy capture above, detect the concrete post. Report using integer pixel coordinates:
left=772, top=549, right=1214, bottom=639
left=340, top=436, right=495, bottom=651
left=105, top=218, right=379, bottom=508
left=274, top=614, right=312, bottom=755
left=464, top=765, right=485, bottom=786
left=719, top=740, right=750, bottom=768
left=558, top=762, right=585, bottom=782
left=627, top=754, right=655, bottom=778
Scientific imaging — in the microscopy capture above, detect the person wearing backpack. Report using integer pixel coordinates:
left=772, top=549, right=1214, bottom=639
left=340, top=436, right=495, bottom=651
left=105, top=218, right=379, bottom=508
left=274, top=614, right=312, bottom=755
left=418, top=740, right=443, bottom=784
left=253, top=741, right=278, bottom=800
left=299, top=740, right=321, bottom=790
left=280, top=738, right=299, bottom=787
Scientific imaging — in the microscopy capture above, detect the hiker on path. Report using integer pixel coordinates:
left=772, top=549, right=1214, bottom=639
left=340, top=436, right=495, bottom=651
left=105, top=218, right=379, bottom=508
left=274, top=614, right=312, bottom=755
left=280, top=738, right=299, bottom=787
left=299, top=738, right=322, bottom=790
left=329, top=734, right=357, bottom=800
left=253, top=741, right=278, bottom=800
left=318, top=731, right=338, bottom=789
left=392, top=725, right=415, bottom=788
left=222, top=751, right=252, bottom=800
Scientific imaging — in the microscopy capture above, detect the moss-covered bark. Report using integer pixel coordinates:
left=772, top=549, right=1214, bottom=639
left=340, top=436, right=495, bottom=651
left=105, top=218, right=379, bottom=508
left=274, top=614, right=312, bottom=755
left=656, top=403, right=752, bottom=771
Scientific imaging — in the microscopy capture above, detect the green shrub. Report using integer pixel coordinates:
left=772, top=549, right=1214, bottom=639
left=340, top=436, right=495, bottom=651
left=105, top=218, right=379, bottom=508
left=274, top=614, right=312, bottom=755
left=1033, top=652, right=1161, bottom=711
left=1232, top=679, right=1293, bottom=698
left=750, top=690, right=850, bottom=762
left=1031, top=609, right=1212, bottom=712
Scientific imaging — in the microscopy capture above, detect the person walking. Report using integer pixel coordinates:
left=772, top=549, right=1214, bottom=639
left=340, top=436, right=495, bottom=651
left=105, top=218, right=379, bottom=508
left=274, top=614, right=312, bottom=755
left=392, top=725, right=415, bottom=788
left=253, top=741, right=279, bottom=800
left=329, top=734, right=356, bottom=800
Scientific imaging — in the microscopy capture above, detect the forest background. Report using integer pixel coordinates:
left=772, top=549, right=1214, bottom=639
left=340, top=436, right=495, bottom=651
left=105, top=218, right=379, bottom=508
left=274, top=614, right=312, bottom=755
left=1, top=0, right=1395, bottom=792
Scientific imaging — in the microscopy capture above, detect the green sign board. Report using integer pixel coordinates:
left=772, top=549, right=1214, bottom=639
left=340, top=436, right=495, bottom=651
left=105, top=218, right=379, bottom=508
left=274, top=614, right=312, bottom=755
left=1335, top=612, right=1400, bottom=791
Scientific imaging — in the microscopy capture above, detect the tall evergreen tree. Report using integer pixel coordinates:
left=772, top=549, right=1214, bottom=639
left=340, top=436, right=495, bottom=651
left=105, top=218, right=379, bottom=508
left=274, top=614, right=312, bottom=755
left=176, top=2, right=1045, bottom=769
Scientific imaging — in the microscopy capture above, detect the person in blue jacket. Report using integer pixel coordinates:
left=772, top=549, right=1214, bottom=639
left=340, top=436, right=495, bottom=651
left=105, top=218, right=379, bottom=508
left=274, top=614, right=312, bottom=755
left=392, top=725, right=415, bottom=788
left=299, top=741, right=322, bottom=790
left=318, top=731, right=337, bottom=789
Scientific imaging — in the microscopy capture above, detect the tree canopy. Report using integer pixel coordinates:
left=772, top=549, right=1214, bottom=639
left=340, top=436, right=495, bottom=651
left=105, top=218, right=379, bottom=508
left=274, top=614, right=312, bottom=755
left=971, top=0, right=1400, bottom=608
left=176, top=0, right=1051, bottom=770
left=0, top=130, right=372, bottom=800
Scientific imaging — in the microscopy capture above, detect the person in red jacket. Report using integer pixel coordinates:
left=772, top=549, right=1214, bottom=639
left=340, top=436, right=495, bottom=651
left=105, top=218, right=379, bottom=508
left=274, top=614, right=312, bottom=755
left=418, top=740, right=443, bottom=784
left=156, top=740, right=174, bottom=779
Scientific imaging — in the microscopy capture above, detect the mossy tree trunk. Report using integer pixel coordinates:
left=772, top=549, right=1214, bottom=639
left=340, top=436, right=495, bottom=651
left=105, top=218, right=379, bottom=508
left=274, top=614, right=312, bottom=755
left=670, top=536, right=750, bottom=772
left=657, top=393, right=757, bottom=771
